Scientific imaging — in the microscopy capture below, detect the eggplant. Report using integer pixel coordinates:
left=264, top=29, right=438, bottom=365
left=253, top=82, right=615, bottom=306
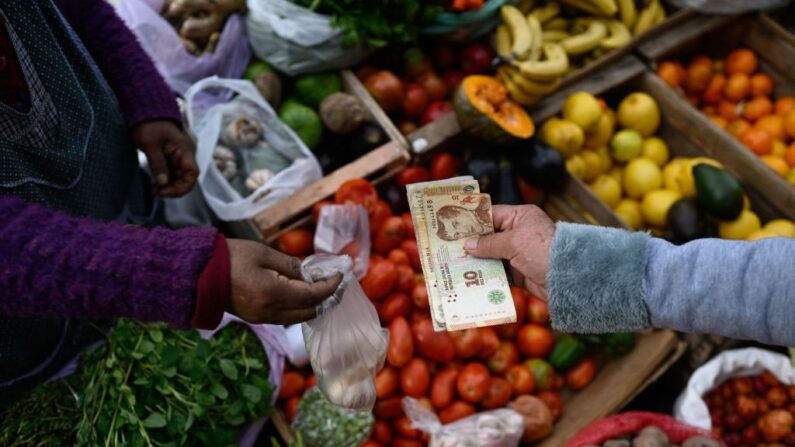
left=462, top=148, right=500, bottom=194
left=507, top=139, right=565, bottom=192
left=344, top=122, right=388, bottom=159
left=494, top=158, right=522, bottom=205
left=666, top=198, right=717, bottom=245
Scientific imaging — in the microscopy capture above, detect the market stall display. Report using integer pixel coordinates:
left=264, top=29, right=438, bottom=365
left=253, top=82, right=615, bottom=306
left=566, top=412, right=720, bottom=447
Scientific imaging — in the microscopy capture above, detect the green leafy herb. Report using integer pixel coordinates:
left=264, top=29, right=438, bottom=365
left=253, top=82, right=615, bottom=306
left=291, top=388, right=373, bottom=447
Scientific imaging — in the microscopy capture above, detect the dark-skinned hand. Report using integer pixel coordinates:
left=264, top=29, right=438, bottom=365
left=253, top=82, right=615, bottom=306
left=133, top=120, right=199, bottom=198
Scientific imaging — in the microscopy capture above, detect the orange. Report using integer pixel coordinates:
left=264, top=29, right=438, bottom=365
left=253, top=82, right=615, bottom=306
left=685, top=62, right=713, bottom=95
left=784, top=109, right=795, bottom=139
left=742, top=96, right=773, bottom=122
left=761, top=155, right=790, bottom=176
left=750, top=73, right=774, bottom=97
left=690, top=55, right=713, bottom=69
left=775, top=96, right=795, bottom=116
left=755, top=115, right=785, bottom=141
left=786, top=142, right=795, bottom=166
left=740, top=128, right=773, bottom=155
left=702, top=105, right=717, bottom=116
left=726, top=119, right=752, bottom=137
left=725, top=48, right=758, bottom=75
left=685, top=95, right=700, bottom=107
left=701, top=74, right=725, bottom=104
left=713, top=60, right=725, bottom=74
left=657, top=61, right=684, bottom=88
left=724, top=73, right=751, bottom=102
left=718, top=100, right=741, bottom=121
left=710, top=115, right=728, bottom=129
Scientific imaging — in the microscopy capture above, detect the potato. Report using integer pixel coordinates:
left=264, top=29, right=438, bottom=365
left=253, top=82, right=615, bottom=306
left=681, top=436, right=721, bottom=447
left=636, top=426, right=670, bottom=446
left=603, top=440, right=631, bottom=447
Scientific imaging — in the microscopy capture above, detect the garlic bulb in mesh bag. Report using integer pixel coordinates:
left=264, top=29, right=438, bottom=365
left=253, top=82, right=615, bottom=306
left=245, top=168, right=274, bottom=192
left=213, top=145, right=238, bottom=180
left=222, top=115, right=262, bottom=148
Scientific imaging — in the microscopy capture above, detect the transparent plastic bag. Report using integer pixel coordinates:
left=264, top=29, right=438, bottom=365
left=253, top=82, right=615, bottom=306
left=246, top=0, right=370, bottom=76
left=402, top=397, right=525, bottom=447
left=314, top=205, right=371, bottom=280
left=300, top=255, right=388, bottom=411
left=185, top=77, right=322, bottom=221
left=292, top=387, right=374, bottom=447
left=666, top=0, right=788, bottom=14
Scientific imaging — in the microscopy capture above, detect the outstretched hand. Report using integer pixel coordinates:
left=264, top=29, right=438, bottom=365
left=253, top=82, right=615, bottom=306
left=464, top=205, right=556, bottom=301
left=133, top=120, right=199, bottom=198
left=226, top=239, right=343, bottom=325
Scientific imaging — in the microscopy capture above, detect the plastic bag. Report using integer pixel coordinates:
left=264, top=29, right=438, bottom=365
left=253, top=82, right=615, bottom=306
left=402, top=397, right=525, bottom=447
left=292, top=387, right=374, bottom=447
left=300, top=255, right=388, bottom=411
left=674, top=347, right=795, bottom=429
left=117, top=0, right=250, bottom=96
left=565, top=412, right=719, bottom=447
left=246, top=0, right=370, bottom=76
left=420, top=0, right=506, bottom=43
left=666, top=0, right=788, bottom=14
left=314, top=205, right=371, bottom=280
left=185, top=77, right=322, bottom=221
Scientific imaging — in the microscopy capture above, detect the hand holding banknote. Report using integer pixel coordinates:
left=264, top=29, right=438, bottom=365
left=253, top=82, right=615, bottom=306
left=463, top=205, right=556, bottom=301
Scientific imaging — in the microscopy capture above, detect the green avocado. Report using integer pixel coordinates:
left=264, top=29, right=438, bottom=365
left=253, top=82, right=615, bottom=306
left=293, top=72, right=342, bottom=109
left=278, top=101, right=323, bottom=150
left=243, top=61, right=274, bottom=81
left=693, top=164, right=744, bottom=221
left=667, top=198, right=716, bottom=244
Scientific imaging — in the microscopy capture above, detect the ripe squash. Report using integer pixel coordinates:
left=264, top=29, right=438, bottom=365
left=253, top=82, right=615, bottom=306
left=453, top=75, right=535, bottom=145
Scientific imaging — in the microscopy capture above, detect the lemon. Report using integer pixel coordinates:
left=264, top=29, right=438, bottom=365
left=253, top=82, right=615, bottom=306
left=675, top=158, right=722, bottom=198
left=580, top=149, right=603, bottom=182
left=563, top=92, right=603, bottom=133
left=595, top=146, right=614, bottom=173
left=614, top=199, right=644, bottom=229
left=787, top=168, right=795, bottom=185
left=743, top=195, right=751, bottom=209
left=719, top=209, right=761, bottom=240
left=590, top=175, right=622, bottom=208
left=763, top=219, right=795, bottom=237
left=746, top=229, right=779, bottom=240
left=617, top=92, right=661, bottom=137
left=610, top=129, right=644, bottom=162
left=662, top=158, right=688, bottom=192
left=566, top=154, right=587, bottom=180
left=641, top=189, right=682, bottom=227
left=541, top=118, right=585, bottom=158
left=585, top=113, right=615, bottom=149
left=624, top=158, right=662, bottom=199
left=608, top=165, right=624, bottom=185
left=773, top=140, right=788, bottom=157
left=642, top=137, right=670, bottom=167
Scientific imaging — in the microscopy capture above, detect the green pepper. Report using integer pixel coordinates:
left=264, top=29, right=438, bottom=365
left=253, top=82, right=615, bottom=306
left=548, top=334, right=587, bottom=372
left=599, top=332, right=636, bottom=357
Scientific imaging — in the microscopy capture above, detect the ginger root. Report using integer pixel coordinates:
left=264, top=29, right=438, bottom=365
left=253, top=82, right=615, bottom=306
left=162, top=0, right=246, bottom=55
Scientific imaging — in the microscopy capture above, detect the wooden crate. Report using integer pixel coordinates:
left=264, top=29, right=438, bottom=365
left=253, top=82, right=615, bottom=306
left=636, top=14, right=795, bottom=221
left=227, top=70, right=411, bottom=241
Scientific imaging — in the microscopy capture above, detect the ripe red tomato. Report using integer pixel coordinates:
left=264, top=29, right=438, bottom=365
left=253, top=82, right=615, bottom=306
left=416, top=72, right=448, bottom=101
left=362, top=260, right=398, bottom=300
left=451, top=328, right=482, bottom=359
left=527, top=296, right=550, bottom=324
left=401, top=358, right=431, bottom=398
left=506, top=364, right=535, bottom=396
left=374, top=397, right=404, bottom=419
left=379, top=292, right=412, bottom=323
left=430, top=44, right=457, bottom=69
left=566, top=357, right=597, bottom=391
left=481, top=377, right=513, bottom=410
left=311, top=200, right=334, bottom=225
left=396, top=165, right=430, bottom=187
left=387, top=317, right=414, bottom=367
left=285, top=396, right=301, bottom=423
left=275, top=229, right=313, bottom=257
left=368, top=199, right=392, bottom=237
left=391, top=438, right=424, bottom=447
left=388, top=248, right=410, bottom=267
left=305, top=374, right=316, bottom=389
left=460, top=42, right=495, bottom=74
left=457, top=363, right=491, bottom=403
left=537, top=390, right=563, bottom=421
left=422, top=101, right=453, bottom=125
left=497, top=287, right=529, bottom=339
left=478, top=327, right=500, bottom=359
left=394, top=417, right=421, bottom=439
left=400, top=212, right=415, bottom=237
left=431, top=367, right=459, bottom=409
left=365, top=71, right=405, bottom=114
left=412, top=319, right=455, bottom=363
left=439, top=401, right=476, bottom=424
left=335, top=178, right=378, bottom=209
left=410, top=309, right=431, bottom=325
left=395, top=265, right=415, bottom=293
left=357, top=66, right=378, bottom=81
left=375, top=366, right=399, bottom=399
left=402, top=84, right=430, bottom=119
left=400, top=239, right=422, bottom=272
left=487, top=341, right=519, bottom=374
left=411, top=282, right=429, bottom=310
left=372, top=420, right=393, bottom=445
left=517, top=324, right=555, bottom=358
left=516, top=177, right=545, bottom=205
left=429, top=152, right=462, bottom=180
left=374, top=216, right=408, bottom=254
left=279, top=372, right=306, bottom=400
left=442, top=69, right=465, bottom=91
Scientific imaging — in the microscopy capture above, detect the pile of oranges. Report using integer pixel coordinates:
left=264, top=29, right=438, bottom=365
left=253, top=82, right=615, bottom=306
left=657, top=48, right=795, bottom=184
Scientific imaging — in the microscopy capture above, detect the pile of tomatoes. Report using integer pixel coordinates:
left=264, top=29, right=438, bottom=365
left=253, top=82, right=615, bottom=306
left=657, top=48, right=795, bottom=183
left=358, top=41, right=495, bottom=135
left=705, top=370, right=795, bottom=446
left=272, top=155, right=610, bottom=447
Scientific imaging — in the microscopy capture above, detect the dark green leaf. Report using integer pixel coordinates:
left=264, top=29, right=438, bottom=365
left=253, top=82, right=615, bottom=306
left=219, top=359, right=238, bottom=380
left=142, top=413, right=167, bottom=428
left=148, top=329, right=164, bottom=343
left=241, top=384, right=262, bottom=403
left=211, top=382, right=229, bottom=400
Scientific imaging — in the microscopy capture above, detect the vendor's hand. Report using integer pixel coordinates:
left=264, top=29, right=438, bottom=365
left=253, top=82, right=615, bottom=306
left=464, top=205, right=555, bottom=301
left=133, top=120, right=198, bottom=198
left=226, top=239, right=343, bottom=325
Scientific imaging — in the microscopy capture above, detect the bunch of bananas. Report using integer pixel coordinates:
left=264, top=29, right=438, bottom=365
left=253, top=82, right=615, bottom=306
left=494, top=0, right=666, bottom=106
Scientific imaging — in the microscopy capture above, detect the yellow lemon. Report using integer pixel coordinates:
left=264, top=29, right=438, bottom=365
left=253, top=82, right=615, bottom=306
left=608, top=165, right=624, bottom=185
left=662, top=158, right=688, bottom=192
left=743, top=194, right=751, bottom=209
left=580, top=149, right=603, bottom=182
left=596, top=146, right=613, bottom=173
left=563, top=92, right=603, bottom=133
left=787, top=168, right=795, bottom=185
left=642, top=137, right=670, bottom=167
left=617, top=92, right=661, bottom=137
left=746, top=229, right=779, bottom=240
left=614, top=199, right=644, bottom=229
left=719, top=209, right=761, bottom=240
left=584, top=113, right=615, bottom=149
left=763, top=219, right=795, bottom=237
left=590, top=175, right=622, bottom=208
left=772, top=140, right=788, bottom=157
left=566, top=154, right=587, bottom=180
left=609, top=129, right=644, bottom=162
left=541, top=118, right=585, bottom=158
left=624, top=158, right=662, bottom=199
left=641, top=189, right=682, bottom=227
left=675, top=158, right=722, bottom=198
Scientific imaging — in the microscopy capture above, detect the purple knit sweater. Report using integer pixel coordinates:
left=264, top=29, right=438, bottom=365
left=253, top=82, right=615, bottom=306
left=0, top=1, right=215, bottom=329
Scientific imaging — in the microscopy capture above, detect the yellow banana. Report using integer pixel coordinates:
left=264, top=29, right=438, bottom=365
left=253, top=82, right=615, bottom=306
left=527, top=15, right=543, bottom=61
left=542, top=30, right=570, bottom=43
left=655, top=3, right=667, bottom=23
left=499, top=66, right=562, bottom=96
left=601, top=19, right=632, bottom=50
left=517, top=0, right=536, bottom=14
left=633, top=0, right=659, bottom=36
left=512, top=42, right=569, bottom=81
left=529, top=3, right=561, bottom=24
left=501, top=5, right=533, bottom=59
left=561, top=20, right=607, bottom=55
left=544, top=17, right=569, bottom=31
left=559, top=0, right=610, bottom=16
left=617, top=0, right=637, bottom=29
left=497, top=70, right=542, bottom=107
left=495, top=24, right=513, bottom=58
left=586, top=0, right=618, bottom=15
